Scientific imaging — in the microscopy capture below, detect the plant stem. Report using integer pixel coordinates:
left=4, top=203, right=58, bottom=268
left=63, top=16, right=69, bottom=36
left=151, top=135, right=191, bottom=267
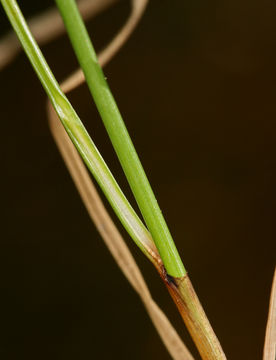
left=1, top=1, right=227, bottom=359
left=55, top=0, right=185, bottom=278
left=53, top=2, right=227, bottom=359
left=0, top=0, right=158, bottom=265
left=160, top=271, right=227, bottom=360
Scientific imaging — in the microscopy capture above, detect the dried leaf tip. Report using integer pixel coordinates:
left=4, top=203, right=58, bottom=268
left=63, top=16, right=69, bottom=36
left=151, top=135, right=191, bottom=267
left=263, top=268, right=276, bottom=360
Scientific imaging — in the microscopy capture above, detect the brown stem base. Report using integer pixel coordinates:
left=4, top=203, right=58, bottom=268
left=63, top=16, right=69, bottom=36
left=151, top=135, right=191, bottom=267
left=157, top=266, right=227, bottom=360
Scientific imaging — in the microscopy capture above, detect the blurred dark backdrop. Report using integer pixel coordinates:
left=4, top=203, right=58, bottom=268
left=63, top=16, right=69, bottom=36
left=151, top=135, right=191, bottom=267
left=0, top=0, right=275, bottom=359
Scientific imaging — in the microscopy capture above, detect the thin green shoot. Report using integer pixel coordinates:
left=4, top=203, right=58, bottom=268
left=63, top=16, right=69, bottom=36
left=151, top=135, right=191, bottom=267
left=55, top=0, right=185, bottom=277
left=0, top=0, right=158, bottom=265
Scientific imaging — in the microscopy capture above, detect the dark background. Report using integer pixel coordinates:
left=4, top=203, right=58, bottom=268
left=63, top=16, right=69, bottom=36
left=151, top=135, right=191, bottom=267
left=0, top=0, right=275, bottom=359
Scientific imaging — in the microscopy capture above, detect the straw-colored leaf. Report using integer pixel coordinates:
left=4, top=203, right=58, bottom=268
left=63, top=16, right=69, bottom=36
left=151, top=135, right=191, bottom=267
left=0, top=0, right=119, bottom=70
left=263, top=268, right=276, bottom=360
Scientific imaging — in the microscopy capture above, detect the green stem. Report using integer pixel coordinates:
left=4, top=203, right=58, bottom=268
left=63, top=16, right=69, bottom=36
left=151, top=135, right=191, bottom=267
left=1, top=3, right=227, bottom=359
left=55, top=0, right=185, bottom=277
left=0, top=0, right=158, bottom=264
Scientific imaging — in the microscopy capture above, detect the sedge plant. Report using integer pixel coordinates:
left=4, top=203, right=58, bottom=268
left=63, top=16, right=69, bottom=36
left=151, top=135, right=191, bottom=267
left=0, top=1, right=275, bottom=360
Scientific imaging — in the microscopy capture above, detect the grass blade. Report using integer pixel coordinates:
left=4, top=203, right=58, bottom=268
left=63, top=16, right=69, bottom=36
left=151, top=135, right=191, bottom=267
left=264, top=268, right=276, bottom=360
left=49, top=106, right=193, bottom=360
left=0, top=0, right=119, bottom=69
left=1, top=1, right=227, bottom=359
left=0, top=0, right=158, bottom=263
left=55, top=0, right=186, bottom=278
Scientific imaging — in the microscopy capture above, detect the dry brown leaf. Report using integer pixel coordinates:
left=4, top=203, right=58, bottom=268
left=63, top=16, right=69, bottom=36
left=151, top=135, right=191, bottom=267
left=0, top=0, right=120, bottom=70
left=263, top=268, right=276, bottom=360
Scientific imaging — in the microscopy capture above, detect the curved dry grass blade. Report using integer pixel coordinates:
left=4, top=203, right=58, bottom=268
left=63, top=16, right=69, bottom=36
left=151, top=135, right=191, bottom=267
left=0, top=0, right=120, bottom=70
left=263, top=268, right=276, bottom=360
